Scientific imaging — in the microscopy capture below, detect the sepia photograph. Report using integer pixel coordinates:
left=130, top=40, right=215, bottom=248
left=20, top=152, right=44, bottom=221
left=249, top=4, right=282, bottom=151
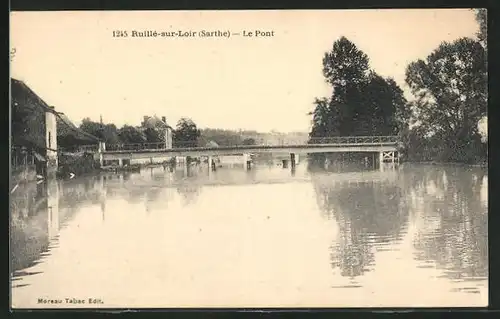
left=10, top=9, right=488, bottom=309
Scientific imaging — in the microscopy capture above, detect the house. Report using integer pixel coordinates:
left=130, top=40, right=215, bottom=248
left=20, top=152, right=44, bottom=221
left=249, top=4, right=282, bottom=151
left=141, top=115, right=174, bottom=149
left=11, top=78, right=59, bottom=182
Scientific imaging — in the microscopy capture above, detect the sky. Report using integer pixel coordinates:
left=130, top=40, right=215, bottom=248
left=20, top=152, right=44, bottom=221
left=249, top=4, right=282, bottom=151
left=10, top=9, right=480, bottom=133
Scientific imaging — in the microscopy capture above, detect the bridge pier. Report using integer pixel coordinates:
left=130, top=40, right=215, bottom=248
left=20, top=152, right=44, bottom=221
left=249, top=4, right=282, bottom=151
left=379, top=151, right=397, bottom=171
left=98, top=141, right=106, bottom=168
left=243, top=153, right=252, bottom=170
left=282, top=159, right=288, bottom=168
left=209, top=156, right=216, bottom=171
left=290, top=153, right=296, bottom=169
left=118, top=158, right=123, bottom=167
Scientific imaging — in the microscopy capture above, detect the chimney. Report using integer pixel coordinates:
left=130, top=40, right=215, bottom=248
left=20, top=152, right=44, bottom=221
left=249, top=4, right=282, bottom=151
left=161, top=116, right=166, bottom=123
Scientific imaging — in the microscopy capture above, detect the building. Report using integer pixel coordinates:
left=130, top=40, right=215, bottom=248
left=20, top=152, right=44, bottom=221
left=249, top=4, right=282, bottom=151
left=141, top=115, right=174, bottom=149
left=11, top=78, right=59, bottom=182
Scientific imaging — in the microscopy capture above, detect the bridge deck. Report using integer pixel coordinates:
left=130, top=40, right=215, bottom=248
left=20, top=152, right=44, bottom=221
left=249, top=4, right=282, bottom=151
left=99, top=143, right=398, bottom=160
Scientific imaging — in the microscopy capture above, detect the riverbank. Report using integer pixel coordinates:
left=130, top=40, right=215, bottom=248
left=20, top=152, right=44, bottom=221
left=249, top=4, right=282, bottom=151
left=404, top=161, right=488, bottom=168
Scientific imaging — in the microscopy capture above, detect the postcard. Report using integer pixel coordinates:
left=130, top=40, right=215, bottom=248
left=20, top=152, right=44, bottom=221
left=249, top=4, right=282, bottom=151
left=10, top=9, right=488, bottom=309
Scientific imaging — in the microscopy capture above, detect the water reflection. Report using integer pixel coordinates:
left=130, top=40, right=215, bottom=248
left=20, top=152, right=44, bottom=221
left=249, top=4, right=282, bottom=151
left=10, top=161, right=488, bottom=307
left=405, top=165, right=488, bottom=287
left=11, top=182, right=51, bottom=276
left=10, top=175, right=110, bottom=283
left=311, top=167, right=409, bottom=280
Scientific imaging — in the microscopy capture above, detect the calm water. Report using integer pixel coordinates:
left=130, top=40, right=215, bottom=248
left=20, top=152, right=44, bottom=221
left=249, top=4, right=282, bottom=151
left=10, top=161, right=488, bottom=308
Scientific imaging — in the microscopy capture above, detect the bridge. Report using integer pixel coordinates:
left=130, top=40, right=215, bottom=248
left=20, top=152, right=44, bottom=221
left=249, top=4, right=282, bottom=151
left=79, top=136, right=401, bottom=169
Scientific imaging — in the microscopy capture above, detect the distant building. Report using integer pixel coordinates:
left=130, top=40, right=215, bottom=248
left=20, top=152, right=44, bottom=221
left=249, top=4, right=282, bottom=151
left=141, top=115, right=174, bottom=149
left=11, top=78, right=59, bottom=181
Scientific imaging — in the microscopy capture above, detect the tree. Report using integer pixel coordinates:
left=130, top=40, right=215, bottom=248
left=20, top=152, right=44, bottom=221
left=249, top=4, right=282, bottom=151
left=322, top=36, right=370, bottom=88
left=242, top=138, right=256, bottom=145
left=405, top=37, right=487, bottom=163
left=79, top=118, right=121, bottom=144
left=118, top=125, right=146, bottom=144
left=309, top=97, right=336, bottom=139
left=475, top=9, right=487, bottom=47
left=173, top=118, right=200, bottom=148
left=199, top=128, right=243, bottom=146
left=310, top=37, right=409, bottom=141
left=79, top=118, right=102, bottom=138
left=475, top=9, right=488, bottom=146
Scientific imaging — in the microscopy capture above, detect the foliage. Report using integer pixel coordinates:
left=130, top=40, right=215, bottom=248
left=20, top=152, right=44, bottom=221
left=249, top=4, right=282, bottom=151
left=79, top=118, right=121, bottom=144
left=173, top=118, right=201, bottom=148
left=118, top=125, right=147, bottom=144
left=475, top=9, right=487, bottom=47
left=322, top=36, right=370, bottom=87
left=405, top=37, right=487, bottom=163
left=242, top=138, right=256, bottom=145
left=199, top=128, right=244, bottom=146
left=309, top=36, right=410, bottom=142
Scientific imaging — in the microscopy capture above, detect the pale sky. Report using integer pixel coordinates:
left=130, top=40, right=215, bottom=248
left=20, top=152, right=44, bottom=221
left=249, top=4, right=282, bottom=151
left=10, top=9, right=480, bottom=133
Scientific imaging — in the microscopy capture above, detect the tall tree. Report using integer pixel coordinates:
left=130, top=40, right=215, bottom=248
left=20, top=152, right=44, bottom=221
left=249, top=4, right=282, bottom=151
left=310, top=36, right=409, bottom=143
left=173, top=118, right=201, bottom=148
left=322, top=37, right=371, bottom=136
left=405, top=37, right=487, bottom=163
left=322, top=36, right=370, bottom=88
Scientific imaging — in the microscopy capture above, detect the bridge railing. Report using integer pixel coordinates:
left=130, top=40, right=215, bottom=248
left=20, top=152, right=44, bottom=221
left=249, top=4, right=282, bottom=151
left=77, top=144, right=99, bottom=153
left=104, top=142, right=168, bottom=151
left=307, top=136, right=399, bottom=145
left=77, top=136, right=399, bottom=152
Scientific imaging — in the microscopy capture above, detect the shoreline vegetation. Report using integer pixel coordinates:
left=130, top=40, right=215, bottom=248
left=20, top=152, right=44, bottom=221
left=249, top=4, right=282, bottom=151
left=307, top=11, right=487, bottom=168
left=402, top=161, right=487, bottom=169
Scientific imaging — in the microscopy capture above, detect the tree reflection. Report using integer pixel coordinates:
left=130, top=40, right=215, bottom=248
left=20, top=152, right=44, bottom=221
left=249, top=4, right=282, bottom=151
left=406, top=165, right=488, bottom=281
left=312, top=168, right=409, bottom=279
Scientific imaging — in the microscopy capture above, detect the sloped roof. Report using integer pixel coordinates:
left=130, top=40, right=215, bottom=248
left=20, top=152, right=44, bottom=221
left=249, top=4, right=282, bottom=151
left=143, top=116, right=174, bottom=130
left=11, top=78, right=58, bottom=114
left=57, top=113, right=100, bottom=142
left=11, top=78, right=100, bottom=143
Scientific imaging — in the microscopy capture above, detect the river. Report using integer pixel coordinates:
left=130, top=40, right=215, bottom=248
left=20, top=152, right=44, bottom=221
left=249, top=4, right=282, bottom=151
left=10, top=161, right=488, bottom=308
